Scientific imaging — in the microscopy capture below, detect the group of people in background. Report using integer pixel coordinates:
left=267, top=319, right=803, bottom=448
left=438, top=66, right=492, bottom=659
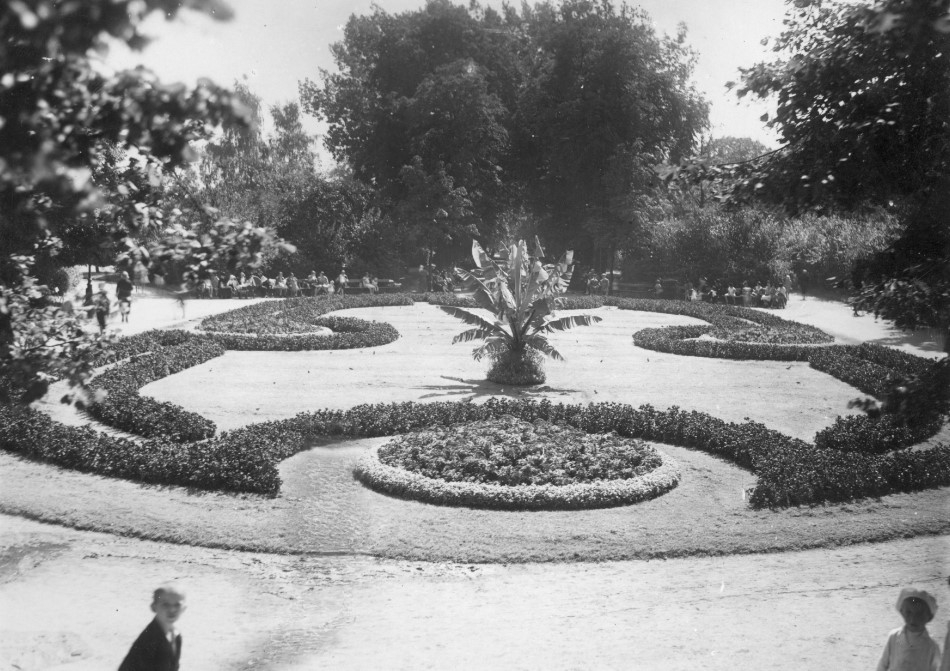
left=682, top=277, right=791, bottom=309
left=585, top=270, right=611, bottom=296
left=194, top=268, right=366, bottom=299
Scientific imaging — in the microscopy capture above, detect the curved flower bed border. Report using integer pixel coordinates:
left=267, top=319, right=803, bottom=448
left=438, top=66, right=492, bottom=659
left=354, top=443, right=681, bottom=510
left=87, top=340, right=223, bottom=442
left=74, top=296, right=406, bottom=439
left=1, top=295, right=946, bottom=508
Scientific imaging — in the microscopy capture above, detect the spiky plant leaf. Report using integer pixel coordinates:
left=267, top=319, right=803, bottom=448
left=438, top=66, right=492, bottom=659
left=473, top=336, right=511, bottom=361
left=524, top=334, right=564, bottom=361
left=452, top=327, right=497, bottom=345
left=439, top=306, right=499, bottom=331
left=541, top=314, right=603, bottom=333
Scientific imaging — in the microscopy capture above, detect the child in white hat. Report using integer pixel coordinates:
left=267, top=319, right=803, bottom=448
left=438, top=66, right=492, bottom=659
left=877, top=587, right=941, bottom=671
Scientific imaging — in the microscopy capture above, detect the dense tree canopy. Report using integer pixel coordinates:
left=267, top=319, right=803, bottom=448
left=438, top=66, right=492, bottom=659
left=734, top=0, right=949, bottom=358
left=0, top=0, right=280, bottom=403
left=301, top=0, right=708, bottom=267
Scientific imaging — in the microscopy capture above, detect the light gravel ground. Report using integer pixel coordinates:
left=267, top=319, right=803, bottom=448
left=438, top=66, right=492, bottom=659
left=2, top=289, right=948, bottom=670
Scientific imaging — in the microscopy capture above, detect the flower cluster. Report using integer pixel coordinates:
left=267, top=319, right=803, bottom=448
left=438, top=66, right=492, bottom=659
left=377, top=415, right=662, bottom=486
left=355, top=443, right=680, bottom=511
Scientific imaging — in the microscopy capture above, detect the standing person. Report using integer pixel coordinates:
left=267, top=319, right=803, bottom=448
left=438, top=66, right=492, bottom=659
left=587, top=272, right=599, bottom=296
left=654, top=278, right=663, bottom=299
left=335, top=268, right=348, bottom=296
left=119, top=583, right=186, bottom=671
left=84, top=278, right=94, bottom=306
left=599, top=273, right=610, bottom=297
left=116, top=271, right=133, bottom=323
left=287, top=272, right=299, bottom=298
left=94, top=283, right=110, bottom=332
left=876, top=588, right=940, bottom=671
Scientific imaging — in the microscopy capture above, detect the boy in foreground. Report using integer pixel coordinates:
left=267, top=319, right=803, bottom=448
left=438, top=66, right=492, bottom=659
left=119, top=583, right=186, bottom=671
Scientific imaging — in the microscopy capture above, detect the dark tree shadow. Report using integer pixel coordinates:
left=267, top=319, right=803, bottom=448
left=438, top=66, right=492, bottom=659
left=417, top=376, right=582, bottom=401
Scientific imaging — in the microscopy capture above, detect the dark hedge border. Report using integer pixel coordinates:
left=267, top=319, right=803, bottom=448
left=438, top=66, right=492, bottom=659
left=204, top=316, right=399, bottom=351
left=0, top=403, right=279, bottom=494
left=610, top=297, right=946, bottom=454
left=199, top=294, right=414, bottom=334
left=3, top=296, right=945, bottom=507
left=80, top=297, right=405, bottom=438
left=87, top=340, right=223, bottom=441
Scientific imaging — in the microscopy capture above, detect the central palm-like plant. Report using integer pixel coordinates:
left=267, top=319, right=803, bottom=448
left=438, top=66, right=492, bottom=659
left=441, top=239, right=602, bottom=385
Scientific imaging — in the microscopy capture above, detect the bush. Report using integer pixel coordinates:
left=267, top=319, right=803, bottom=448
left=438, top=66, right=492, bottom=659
left=557, top=295, right=605, bottom=310
left=0, top=403, right=281, bottom=495
left=88, top=340, right=223, bottom=441
left=487, top=348, right=546, bottom=385
left=199, top=294, right=413, bottom=334
left=612, top=297, right=830, bottom=359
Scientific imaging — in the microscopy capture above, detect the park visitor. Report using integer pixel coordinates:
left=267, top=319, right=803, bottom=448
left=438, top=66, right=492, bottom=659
left=93, top=283, right=110, bottom=332
left=876, top=588, right=941, bottom=671
left=116, top=271, right=133, bottom=322
left=118, top=583, right=186, bottom=671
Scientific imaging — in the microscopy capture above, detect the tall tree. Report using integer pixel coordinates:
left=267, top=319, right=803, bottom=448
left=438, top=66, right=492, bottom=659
left=735, top=0, right=949, bottom=360
left=302, top=0, right=707, bottom=267
left=0, top=1, right=276, bottom=404
left=300, top=0, right=521, bottom=260
left=515, top=1, right=708, bottom=267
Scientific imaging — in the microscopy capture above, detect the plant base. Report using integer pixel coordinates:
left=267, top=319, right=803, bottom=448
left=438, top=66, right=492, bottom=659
left=486, top=348, right=546, bottom=386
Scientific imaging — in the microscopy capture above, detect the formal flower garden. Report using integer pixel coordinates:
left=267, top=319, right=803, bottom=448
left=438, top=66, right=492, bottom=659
left=2, top=292, right=947, bottom=529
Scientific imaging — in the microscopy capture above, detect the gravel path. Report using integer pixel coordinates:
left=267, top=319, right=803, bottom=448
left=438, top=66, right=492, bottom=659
left=1, top=515, right=947, bottom=671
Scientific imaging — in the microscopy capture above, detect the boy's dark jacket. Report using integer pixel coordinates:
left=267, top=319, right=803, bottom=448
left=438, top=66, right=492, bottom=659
left=118, top=618, right=181, bottom=671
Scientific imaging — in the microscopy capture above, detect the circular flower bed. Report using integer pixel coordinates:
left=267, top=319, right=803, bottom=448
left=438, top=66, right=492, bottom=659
left=353, top=416, right=680, bottom=510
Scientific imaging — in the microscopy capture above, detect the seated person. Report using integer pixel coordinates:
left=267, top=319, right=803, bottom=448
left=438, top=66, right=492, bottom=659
left=725, top=284, right=737, bottom=305
left=774, top=284, right=788, bottom=308
left=361, top=272, right=377, bottom=293
left=315, top=271, right=331, bottom=295
left=250, top=272, right=263, bottom=297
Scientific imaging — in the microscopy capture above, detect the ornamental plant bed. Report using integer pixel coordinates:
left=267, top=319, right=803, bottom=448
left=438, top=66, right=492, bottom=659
left=199, top=294, right=414, bottom=334
left=6, top=299, right=947, bottom=507
left=87, top=340, right=223, bottom=441
left=353, top=415, right=677, bottom=510
left=377, top=416, right=663, bottom=486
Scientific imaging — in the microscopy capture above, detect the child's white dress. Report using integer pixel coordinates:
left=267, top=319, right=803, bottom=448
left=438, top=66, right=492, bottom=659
left=877, top=626, right=941, bottom=671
